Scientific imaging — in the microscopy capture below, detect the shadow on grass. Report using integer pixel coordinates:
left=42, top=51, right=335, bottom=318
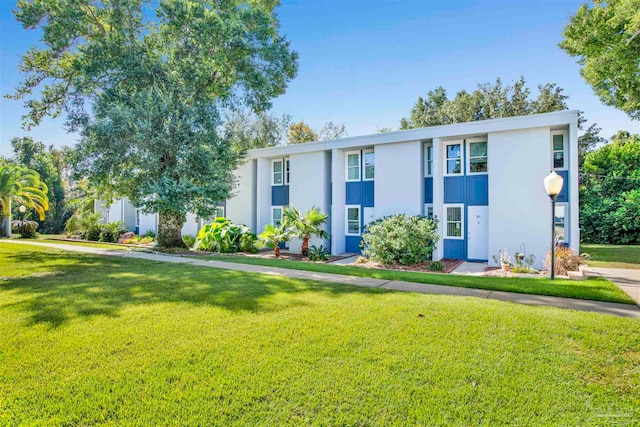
left=2, top=250, right=388, bottom=328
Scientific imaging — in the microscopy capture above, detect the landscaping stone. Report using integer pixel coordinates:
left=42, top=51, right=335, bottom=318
left=117, top=232, right=135, bottom=244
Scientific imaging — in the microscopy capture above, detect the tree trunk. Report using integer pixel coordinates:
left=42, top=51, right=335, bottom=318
left=2, top=198, right=11, bottom=237
left=274, top=245, right=280, bottom=258
left=157, top=211, right=187, bottom=248
left=301, top=237, right=309, bottom=256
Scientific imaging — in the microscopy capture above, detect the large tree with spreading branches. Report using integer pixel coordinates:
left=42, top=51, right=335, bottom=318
left=9, top=0, right=298, bottom=247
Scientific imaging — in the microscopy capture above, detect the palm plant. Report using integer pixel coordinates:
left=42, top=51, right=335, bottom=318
left=257, top=224, right=291, bottom=258
left=283, top=206, right=329, bottom=256
left=0, top=165, right=49, bottom=237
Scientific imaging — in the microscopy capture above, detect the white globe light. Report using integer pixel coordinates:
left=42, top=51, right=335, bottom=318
left=544, top=171, right=564, bottom=197
left=18, top=205, right=27, bottom=214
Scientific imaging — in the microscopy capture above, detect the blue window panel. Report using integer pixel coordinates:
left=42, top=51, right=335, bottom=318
left=362, top=181, right=374, bottom=207
left=444, top=176, right=464, bottom=203
left=272, top=185, right=289, bottom=206
left=466, top=175, right=489, bottom=206
left=345, top=182, right=361, bottom=204
left=557, top=170, right=569, bottom=203
left=135, top=227, right=140, bottom=235
left=345, top=236, right=362, bottom=253
left=443, top=239, right=465, bottom=260
left=424, top=177, right=433, bottom=203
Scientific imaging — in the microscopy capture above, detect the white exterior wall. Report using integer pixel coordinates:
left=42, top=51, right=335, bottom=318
left=181, top=212, right=200, bottom=237
left=331, top=148, right=346, bottom=255
left=288, top=151, right=331, bottom=253
left=568, top=122, right=580, bottom=252
left=255, top=158, right=273, bottom=235
left=487, top=127, right=552, bottom=269
left=138, top=212, right=157, bottom=235
left=374, top=140, right=423, bottom=218
left=226, top=159, right=256, bottom=230
left=431, top=137, right=444, bottom=261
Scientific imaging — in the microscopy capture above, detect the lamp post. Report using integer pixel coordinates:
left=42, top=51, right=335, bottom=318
left=18, top=205, right=27, bottom=238
left=544, top=171, right=564, bottom=279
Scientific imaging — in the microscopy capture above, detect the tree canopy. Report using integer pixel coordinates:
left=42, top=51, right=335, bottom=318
left=288, top=121, right=319, bottom=144
left=560, top=0, right=640, bottom=119
left=10, top=0, right=299, bottom=247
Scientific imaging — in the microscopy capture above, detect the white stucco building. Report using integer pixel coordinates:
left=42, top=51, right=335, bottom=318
left=99, top=110, right=579, bottom=269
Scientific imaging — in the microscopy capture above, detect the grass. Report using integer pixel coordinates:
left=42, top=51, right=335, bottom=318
left=581, top=244, right=640, bottom=270
left=34, top=238, right=134, bottom=250
left=1, top=242, right=639, bottom=426
left=205, top=254, right=634, bottom=304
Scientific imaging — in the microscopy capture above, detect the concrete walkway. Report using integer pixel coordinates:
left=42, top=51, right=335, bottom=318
left=591, top=267, right=640, bottom=306
left=4, top=240, right=640, bottom=318
left=451, top=261, right=488, bottom=275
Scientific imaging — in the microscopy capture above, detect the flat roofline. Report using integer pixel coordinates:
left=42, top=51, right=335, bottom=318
left=247, top=110, right=578, bottom=159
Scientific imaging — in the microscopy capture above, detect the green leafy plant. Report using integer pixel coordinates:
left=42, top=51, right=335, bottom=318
left=308, top=245, right=330, bottom=261
left=99, top=221, right=127, bottom=243
left=182, top=234, right=196, bottom=248
left=194, top=218, right=251, bottom=253
left=122, top=236, right=154, bottom=245
left=238, top=233, right=258, bottom=253
left=492, top=249, right=511, bottom=268
left=256, top=224, right=291, bottom=258
left=428, top=261, right=444, bottom=272
left=142, top=230, right=157, bottom=239
left=360, top=214, right=439, bottom=266
left=1, top=165, right=49, bottom=236
left=282, top=206, right=329, bottom=256
left=11, top=212, right=39, bottom=238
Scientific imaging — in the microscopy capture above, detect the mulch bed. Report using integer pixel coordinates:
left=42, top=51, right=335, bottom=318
left=239, top=250, right=351, bottom=263
left=350, top=258, right=463, bottom=274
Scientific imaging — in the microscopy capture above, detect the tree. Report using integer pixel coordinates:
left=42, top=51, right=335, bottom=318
left=224, top=110, right=292, bottom=150
left=282, top=205, right=329, bottom=256
left=288, top=121, right=319, bottom=144
left=318, top=121, right=347, bottom=140
left=399, top=77, right=569, bottom=129
left=10, top=0, right=299, bottom=247
left=257, top=224, right=291, bottom=257
left=580, top=131, right=640, bottom=244
left=560, top=0, right=640, bottom=119
left=11, top=137, right=69, bottom=233
left=377, top=127, right=392, bottom=133
left=0, top=165, right=49, bottom=237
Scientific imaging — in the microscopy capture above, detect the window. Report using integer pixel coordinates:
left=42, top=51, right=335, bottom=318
left=445, top=205, right=463, bottom=239
left=346, top=205, right=360, bottom=235
left=213, top=206, right=225, bottom=218
left=424, top=204, right=434, bottom=220
left=468, top=141, right=488, bottom=173
left=363, top=149, right=375, bottom=180
left=552, top=132, right=566, bottom=169
left=424, top=143, right=433, bottom=177
left=285, top=159, right=290, bottom=184
left=346, top=151, right=361, bottom=181
left=272, top=207, right=283, bottom=227
left=135, top=209, right=141, bottom=227
left=272, top=160, right=283, bottom=185
left=554, top=204, right=567, bottom=242
left=446, top=143, right=462, bottom=174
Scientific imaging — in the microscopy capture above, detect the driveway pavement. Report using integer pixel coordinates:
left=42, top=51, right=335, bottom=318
left=591, top=267, right=640, bottom=306
left=4, top=240, right=640, bottom=318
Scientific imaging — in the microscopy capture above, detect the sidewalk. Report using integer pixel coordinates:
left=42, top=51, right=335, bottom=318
left=5, top=240, right=640, bottom=318
left=590, top=267, right=640, bottom=306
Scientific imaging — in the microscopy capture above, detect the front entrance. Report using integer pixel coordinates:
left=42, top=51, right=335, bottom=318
left=467, top=205, right=488, bottom=260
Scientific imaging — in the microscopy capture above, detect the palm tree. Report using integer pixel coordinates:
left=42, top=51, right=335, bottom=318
left=0, top=165, right=49, bottom=237
left=257, top=224, right=291, bottom=258
left=282, top=206, right=329, bottom=256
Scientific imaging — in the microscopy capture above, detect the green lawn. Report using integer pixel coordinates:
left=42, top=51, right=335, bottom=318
left=205, top=254, right=634, bottom=304
left=581, top=244, right=640, bottom=270
left=1, top=243, right=639, bottom=426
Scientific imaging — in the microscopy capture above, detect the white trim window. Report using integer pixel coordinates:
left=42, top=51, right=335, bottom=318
left=346, top=151, right=361, bottom=182
left=213, top=206, right=225, bottom=218
left=285, top=158, right=290, bottom=185
left=468, top=140, right=488, bottom=174
left=445, top=142, right=462, bottom=175
left=554, top=203, right=568, bottom=243
left=424, top=203, right=434, bottom=220
left=272, top=159, right=284, bottom=185
left=345, top=205, right=361, bottom=236
left=551, top=131, right=567, bottom=170
left=424, top=143, right=433, bottom=177
left=135, top=208, right=141, bottom=228
left=444, top=204, right=464, bottom=239
left=272, top=206, right=283, bottom=227
left=363, top=149, right=375, bottom=181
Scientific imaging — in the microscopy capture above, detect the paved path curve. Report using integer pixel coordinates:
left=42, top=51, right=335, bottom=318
left=4, top=240, right=640, bottom=318
left=591, top=267, right=640, bottom=306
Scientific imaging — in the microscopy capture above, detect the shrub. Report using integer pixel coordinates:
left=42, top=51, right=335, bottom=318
left=360, top=214, right=439, bottom=266
left=282, top=206, right=329, bottom=256
left=11, top=218, right=38, bottom=238
left=99, top=221, right=127, bottom=243
left=428, top=261, right=444, bottom=272
left=123, top=236, right=155, bottom=245
left=142, top=229, right=157, bottom=239
left=256, top=224, right=291, bottom=257
left=194, top=218, right=252, bottom=253
left=182, top=234, right=196, bottom=248
left=308, top=244, right=330, bottom=261
left=545, top=247, right=583, bottom=276
left=238, top=233, right=258, bottom=253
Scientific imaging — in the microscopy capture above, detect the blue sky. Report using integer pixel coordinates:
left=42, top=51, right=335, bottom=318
left=1, top=0, right=638, bottom=157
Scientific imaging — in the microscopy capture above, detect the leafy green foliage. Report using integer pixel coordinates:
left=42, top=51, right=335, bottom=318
left=194, top=218, right=252, bottom=253
left=256, top=224, right=291, bottom=257
left=361, top=214, right=439, bottom=266
left=282, top=205, right=329, bottom=256
left=308, top=245, right=330, bottom=261
left=560, top=0, right=640, bottom=119
left=10, top=0, right=299, bottom=247
left=0, top=165, right=49, bottom=236
left=11, top=213, right=39, bottom=238
left=224, top=110, right=292, bottom=150
left=288, top=121, right=319, bottom=144
left=182, top=234, right=196, bottom=248
left=580, top=132, right=640, bottom=244
left=142, top=230, right=157, bottom=239
left=400, top=77, right=568, bottom=129
left=238, top=233, right=258, bottom=253
left=428, top=261, right=444, bottom=272
left=99, top=221, right=127, bottom=243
